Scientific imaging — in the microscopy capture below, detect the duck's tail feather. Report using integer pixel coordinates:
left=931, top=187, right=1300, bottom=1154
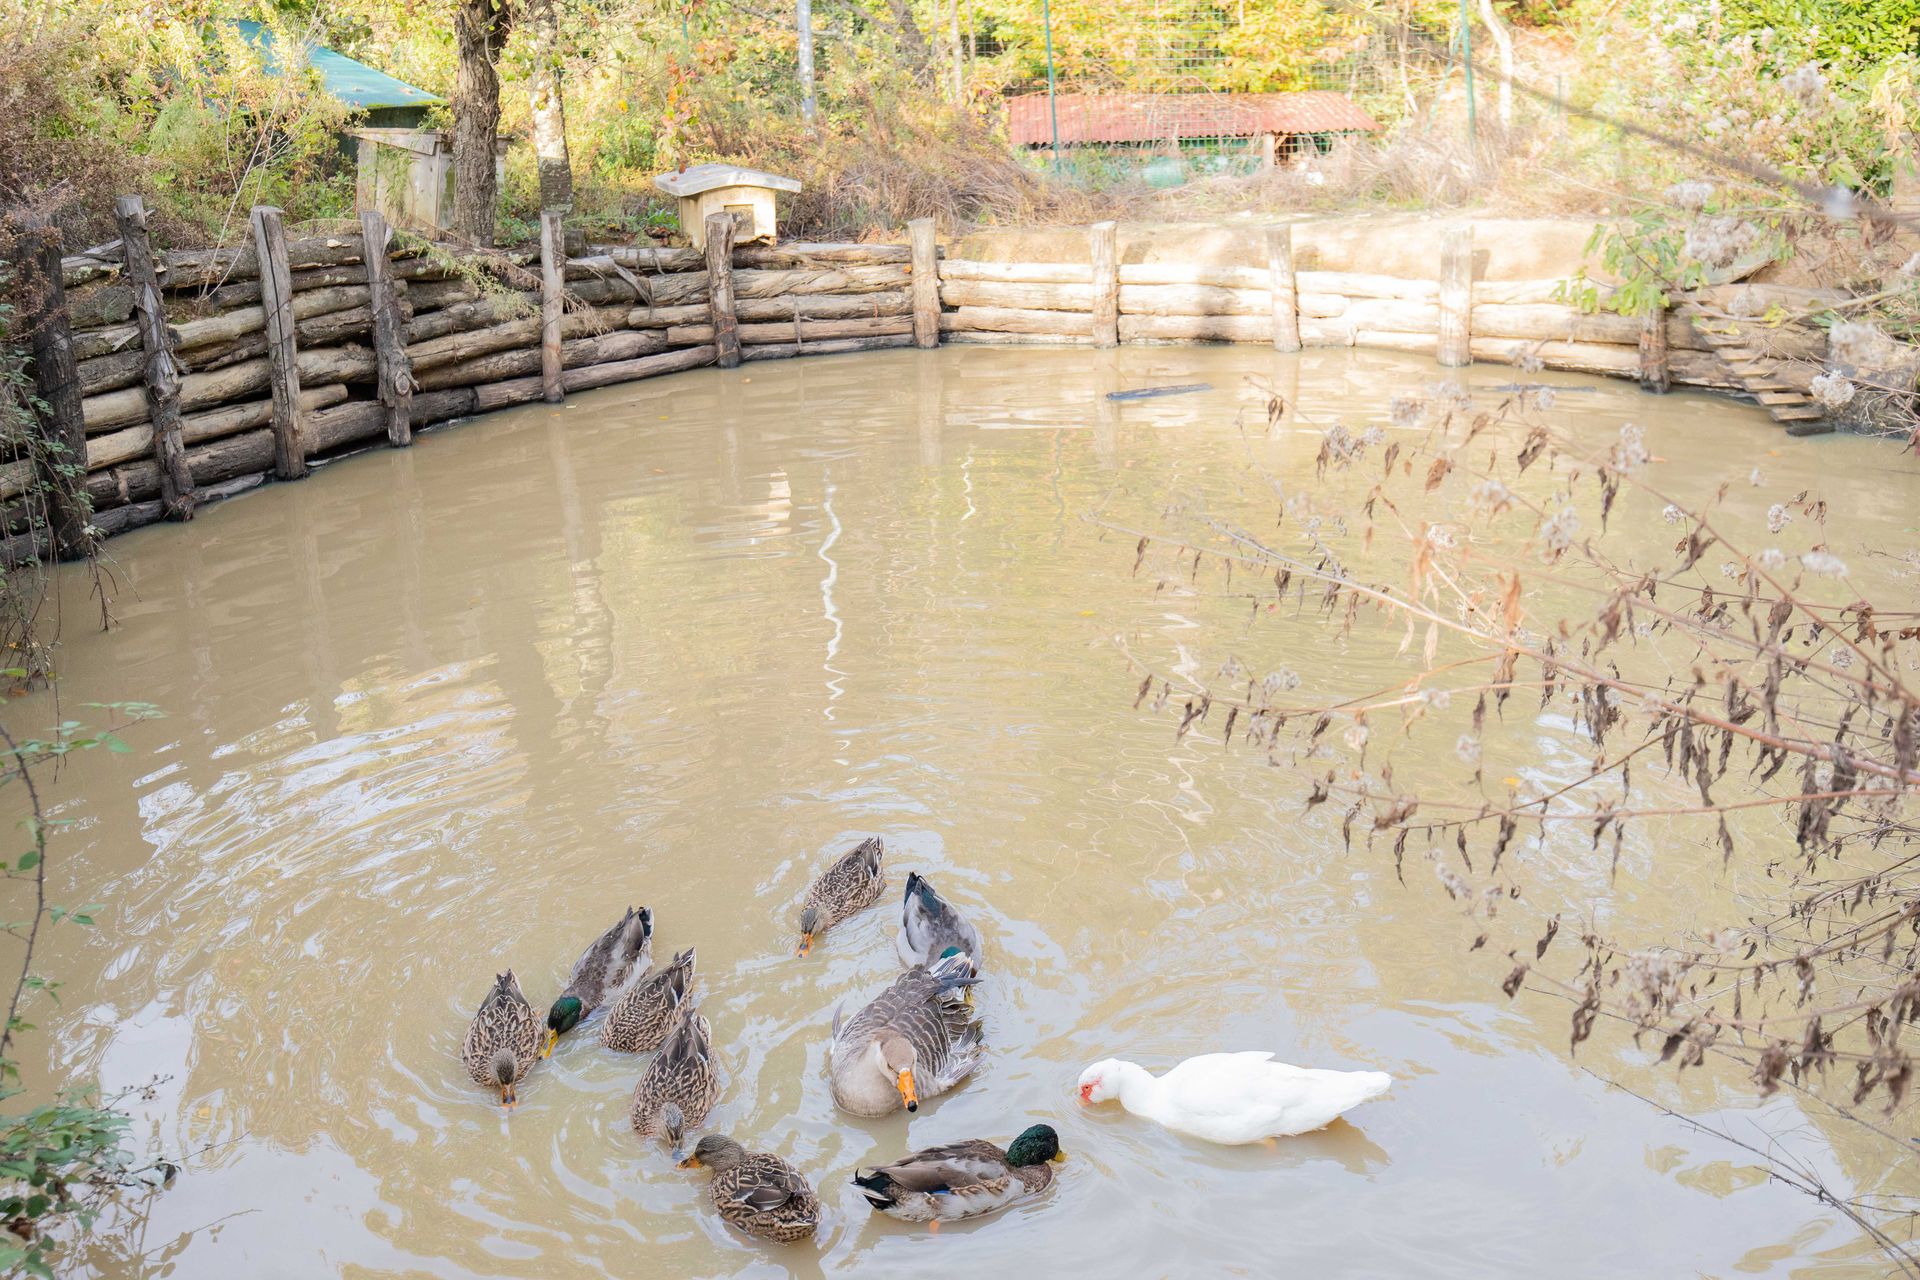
left=660, top=1101, right=685, bottom=1147
left=852, top=1169, right=898, bottom=1209
left=926, top=948, right=977, bottom=994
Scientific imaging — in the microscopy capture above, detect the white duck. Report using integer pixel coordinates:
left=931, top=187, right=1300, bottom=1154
left=1076, top=1052, right=1390, bottom=1145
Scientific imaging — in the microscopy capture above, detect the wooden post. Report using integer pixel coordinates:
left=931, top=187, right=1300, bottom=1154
left=909, top=218, right=940, bottom=349
left=11, top=216, right=93, bottom=560
left=1089, top=221, right=1119, bottom=349
left=359, top=209, right=415, bottom=444
left=705, top=212, right=741, bottom=369
left=1265, top=223, right=1299, bottom=353
left=1437, top=222, right=1473, bottom=369
left=1638, top=302, right=1671, bottom=394
left=113, top=195, right=195, bottom=520
left=539, top=209, right=565, bottom=403
left=248, top=206, right=309, bottom=479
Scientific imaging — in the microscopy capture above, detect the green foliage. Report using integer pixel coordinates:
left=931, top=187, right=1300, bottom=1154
left=0, top=708, right=169, bottom=1277
left=1714, top=0, right=1920, bottom=68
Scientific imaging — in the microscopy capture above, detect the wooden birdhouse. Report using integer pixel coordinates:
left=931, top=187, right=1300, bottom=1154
left=653, top=164, right=802, bottom=250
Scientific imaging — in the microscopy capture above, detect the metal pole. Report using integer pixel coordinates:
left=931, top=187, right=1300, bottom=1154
left=1042, top=0, right=1061, bottom=169
left=1459, top=0, right=1476, bottom=151
left=797, top=0, right=816, bottom=123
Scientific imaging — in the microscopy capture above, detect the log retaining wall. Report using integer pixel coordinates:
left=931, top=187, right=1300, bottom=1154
left=3, top=205, right=1836, bottom=560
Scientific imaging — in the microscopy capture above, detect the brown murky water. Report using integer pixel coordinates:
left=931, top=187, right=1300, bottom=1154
left=15, top=346, right=1920, bottom=1278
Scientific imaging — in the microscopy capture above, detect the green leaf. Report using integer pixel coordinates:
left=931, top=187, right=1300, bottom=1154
left=16, top=851, right=38, bottom=872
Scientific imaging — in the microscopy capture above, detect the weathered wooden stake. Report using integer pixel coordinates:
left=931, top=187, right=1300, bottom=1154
left=1089, top=221, right=1119, bottom=349
left=1265, top=223, right=1300, bottom=353
left=1638, top=301, right=1671, bottom=394
left=12, top=215, right=93, bottom=560
left=1437, top=222, right=1473, bottom=368
left=113, top=195, right=195, bottom=520
left=909, top=218, right=940, bottom=349
left=359, top=209, right=415, bottom=444
left=539, top=209, right=566, bottom=403
left=705, top=212, right=741, bottom=369
left=248, top=206, right=309, bottom=479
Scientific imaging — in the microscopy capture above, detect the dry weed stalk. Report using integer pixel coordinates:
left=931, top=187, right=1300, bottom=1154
left=1103, top=374, right=1920, bottom=1256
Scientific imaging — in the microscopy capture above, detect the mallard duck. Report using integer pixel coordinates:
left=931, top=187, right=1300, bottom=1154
left=797, top=836, right=886, bottom=957
left=829, top=950, right=981, bottom=1116
left=461, top=970, right=542, bottom=1111
left=545, top=906, right=653, bottom=1055
left=601, top=947, right=696, bottom=1053
left=676, top=1134, right=820, bottom=1244
left=896, top=871, right=983, bottom=974
left=1076, top=1052, right=1391, bottom=1144
left=854, top=1124, right=1063, bottom=1226
left=629, top=1007, right=720, bottom=1149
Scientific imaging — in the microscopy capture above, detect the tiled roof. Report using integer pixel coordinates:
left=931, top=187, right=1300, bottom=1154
left=1008, top=90, right=1380, bottom=146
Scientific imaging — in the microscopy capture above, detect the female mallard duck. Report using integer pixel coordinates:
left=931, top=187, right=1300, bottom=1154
left=601, top=947, right=696, bottom=1053
left=854, top=1124, right=1063, bottom=1226
left=629, top=1007, right=720, bottom=1149
left=829, top=950, right=982, bottom=1116
left=677, top=1134, right=820, bottom=1244
left=796, top=837, right=886, bottom=957
left=545, top=906, right=653, bottom=1055
left=896, top=871, right=983, bottom=974
left=461, top=970, right=542, bottom=1111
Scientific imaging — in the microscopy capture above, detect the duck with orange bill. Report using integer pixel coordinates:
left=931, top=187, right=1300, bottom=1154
left=795, top=836, right=886, bottom=957
left=544, top=906, right=653, bottom=1055
left=1076, top=1051, right=1391, bottom=1145
left=829, top=950, right=981, bottom=1116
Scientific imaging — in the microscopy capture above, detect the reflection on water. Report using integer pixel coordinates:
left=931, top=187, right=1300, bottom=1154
left=14, top=346, right=1917, bottom=1277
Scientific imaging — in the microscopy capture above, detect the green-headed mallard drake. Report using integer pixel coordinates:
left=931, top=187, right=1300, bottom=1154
left=796, top=836, right=886, bottom=957
left=829, top=950, right=981, bottom=1116
left=853, top=1124, right=1063, bottom=1225
left=896, top=871, right=983, bottom=974
left=602, top=947, right=696, bottom=1054
left=677, top=1134, right=820, bottom=1244
left=462, top=970, right=542, bottom=1111
left=629, top=1007, right=719, bottom=1150
left=545, top=906, right=652, bottom=1055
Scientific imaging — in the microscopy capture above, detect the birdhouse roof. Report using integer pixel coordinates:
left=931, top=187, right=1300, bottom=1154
left=653, top=164, right=803, bottom=197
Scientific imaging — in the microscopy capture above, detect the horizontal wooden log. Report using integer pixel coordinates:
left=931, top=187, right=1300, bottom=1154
left=946, top=305, right=1095, bottom=337
left=85, top=429, right=277, bottom=509
left=79, top=384, right=348, bottom=477
left=1118, top=262, right=1266, bottom=291
left=1470, top=336, right=1639, bottom=377
left=938, top=260, right=1092, bottom=285
left=189, top=300, right=400, bottom=373
left=1471, top=302, right=1706, bottom=351
left=1299, top=293, right=1349, bottom=318
left=665, top=316, right=914, bottom=345
left=741, top=334, right=915, bottom=361
left=1296, top=271, right=1439, bottom=301
left=413, top=328, right=669, bottom=393
left=77, top=348, right=144, bottom=397
left=1344, top=299, right=1442, bottom=333
left=157, top=233, right=389, bottom=290
left=405, top=291, right=538, bottom=343
left=940, top=279, right=1096, bottom=312
left=734, top=265, right=909, bottom=298
left=466, top=344, right=719, bottom=413
left=1118, top=313, right=1268, bottom=343
left=69, top=282, right=134, bottom=330
left=405, top=304, right=629, bottom=373
left=940, top=330, right=1096, bottom=346
left=603, top=243, right=912, bottom=273
left=626, top=302, right=710, bottom=329
left=160, top=284, right=375, bottom=355
left=738, top=292, right=911, bottom=322
left=81, top=344, right=374, bottom=433
left=1474, top=279, right=1608, bottom=306
left=1118, top=283, right=1267, bottom=317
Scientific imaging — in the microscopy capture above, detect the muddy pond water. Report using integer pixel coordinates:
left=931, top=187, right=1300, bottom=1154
left=18, top=346, right=1920, bottom=1278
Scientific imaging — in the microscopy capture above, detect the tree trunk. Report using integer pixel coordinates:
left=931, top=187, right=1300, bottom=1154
left=880, top=0, right=932, bottom=77
left=1475, top=0, right=1514, bottom=130
left=452, top=0, right=510, bottom=245
left=526, top=0, right=574, bottom=213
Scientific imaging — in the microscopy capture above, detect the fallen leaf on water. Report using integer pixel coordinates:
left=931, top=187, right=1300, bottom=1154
left=651, top=468, right=667, bottom=475
left=1503, top=776, right=1521, bottom=788
left=195, top=1106, right=211, bottom=1119
left=1079, top=610, right=1095, bottom=617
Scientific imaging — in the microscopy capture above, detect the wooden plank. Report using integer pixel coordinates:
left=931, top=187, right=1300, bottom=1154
left=742, top=334, right=915, bottom=362
left=1295, top=271, right=1440, bottom=301
left=666, top=316, right=915, bottom=346
left=113, top=195, right=196, bottom=520
left=942, top=279, right=1097, bottom=312
left=1119, top=262, right=1267, bottom=290
left=539, top=210, right=565, bottom=403
left=1089, top=221, right=1119, bottom=349
left=1638, top=301, right=1670, bottom=394
left=1266, top=224, right=1299, bottom=353
left=946, top=305, right=1095, bottom=337
left=359, top=210, right=414, bottom=445
left=1437, top=223, right=1472, bottom=368
left=705, top=213, right=741, bottom=369
left=248, top=206, right=309, bottom=480
left=910, top=218, right=940, bottom=349
left=12, top=214, right=94, bottom=558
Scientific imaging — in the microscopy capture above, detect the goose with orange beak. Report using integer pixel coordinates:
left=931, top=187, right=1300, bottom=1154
left=829, top=951, right=981, bottom=1117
